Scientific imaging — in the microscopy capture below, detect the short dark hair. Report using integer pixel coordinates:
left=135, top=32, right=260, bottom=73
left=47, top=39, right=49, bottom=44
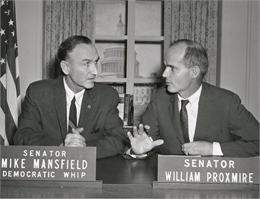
left=170, top=39, right=208, bottom=79
left=57, top=35, right=92, bottom=62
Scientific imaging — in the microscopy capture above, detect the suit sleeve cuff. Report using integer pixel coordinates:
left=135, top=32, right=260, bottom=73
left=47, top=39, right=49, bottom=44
left=213, top=142, right=224, bottom=156
left=126, top=148, right=148, bottom=159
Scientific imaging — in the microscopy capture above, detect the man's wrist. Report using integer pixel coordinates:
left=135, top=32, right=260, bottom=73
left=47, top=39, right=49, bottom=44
left=127, top=148, right=148, bottom=159
left=130, top=148, right=136, bottom=155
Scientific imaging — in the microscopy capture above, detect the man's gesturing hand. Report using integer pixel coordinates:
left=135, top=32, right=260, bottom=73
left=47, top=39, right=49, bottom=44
left=127, top=124, right=164, bottom=155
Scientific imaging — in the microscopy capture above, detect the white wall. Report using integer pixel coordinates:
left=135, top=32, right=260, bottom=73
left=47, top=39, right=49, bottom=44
left=16, top=0, right=259, bottom=121
left=220, top=0, right=259, bottom=120
left=248, top=1, right=259, bottom=121
left=16, top=0, right=43, bottom=100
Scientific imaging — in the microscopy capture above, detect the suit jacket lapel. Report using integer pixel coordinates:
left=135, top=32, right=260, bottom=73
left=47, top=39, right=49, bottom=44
left=169, top=94, right=185, bottom=143
left=78, top=89, right=95, bottom=129
left=53, top=76, right=67, bottom=140
left=194, top=83, right=214, bottom=140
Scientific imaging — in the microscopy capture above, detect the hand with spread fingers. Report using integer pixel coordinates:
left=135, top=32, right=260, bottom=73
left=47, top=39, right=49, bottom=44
left=127, top=124, right=164, bottom=155
left=64, top=127, right=86, bottom=147
left=182, top=141, right=213, bottom=156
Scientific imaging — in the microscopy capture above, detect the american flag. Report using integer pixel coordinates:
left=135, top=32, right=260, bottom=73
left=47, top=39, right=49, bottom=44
left=0, top=0, right=21, bottom=145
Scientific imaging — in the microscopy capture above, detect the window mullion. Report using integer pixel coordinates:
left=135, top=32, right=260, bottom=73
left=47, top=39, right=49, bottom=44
left=126, top=0, right=136, bottom=94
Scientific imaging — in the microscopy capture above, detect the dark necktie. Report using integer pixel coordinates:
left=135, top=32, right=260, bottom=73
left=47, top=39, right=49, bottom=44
left=180, top=100, right=190, bottom=143
left=69, top=96, right=77, bottom=132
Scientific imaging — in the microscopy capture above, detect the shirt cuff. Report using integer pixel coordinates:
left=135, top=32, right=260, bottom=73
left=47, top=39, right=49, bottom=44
left=126, top=148, right=148, bottom=159
left=213, top=142, right=224, bottom=156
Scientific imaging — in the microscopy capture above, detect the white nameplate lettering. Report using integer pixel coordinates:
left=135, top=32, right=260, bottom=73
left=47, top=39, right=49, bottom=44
left=157, top=155, right=259, bottom=185
left=1, top=146, right=97, bottom=182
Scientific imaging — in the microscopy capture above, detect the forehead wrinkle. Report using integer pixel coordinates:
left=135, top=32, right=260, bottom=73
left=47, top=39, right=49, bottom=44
left=70, top=44, right=98, bottom=61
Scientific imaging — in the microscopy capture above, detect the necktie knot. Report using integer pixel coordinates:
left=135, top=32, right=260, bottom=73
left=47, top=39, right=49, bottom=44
left=71, top=96, right=76, bottom=104
left=181, top=100, right=189, bottom=108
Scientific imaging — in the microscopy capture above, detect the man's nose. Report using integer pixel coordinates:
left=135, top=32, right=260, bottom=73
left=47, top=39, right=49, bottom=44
left=90, top=63, right=98, bottom=75
left=162, top=67, right=170, bottom=78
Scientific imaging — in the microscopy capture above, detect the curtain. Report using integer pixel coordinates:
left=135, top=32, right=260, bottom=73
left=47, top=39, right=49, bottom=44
left=44, top=0, right=95, bottom=79
left=164, top=0, right=220, bottom=85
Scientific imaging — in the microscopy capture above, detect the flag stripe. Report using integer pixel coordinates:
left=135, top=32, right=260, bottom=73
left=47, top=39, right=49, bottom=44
left=0, top=79, right=7, bottom=114
left=0, top=83, right=8, bottom=145
left=7, top=48, right=17, bottom=81
left=16, top=74, right=20, bottom=97
left=5, top=102, right=16, bottom=145
left=0, top=136, right=4, bottom=145
left=6, top=58, right=20, bottom=126
left=1, top=0, right=21, bottom=145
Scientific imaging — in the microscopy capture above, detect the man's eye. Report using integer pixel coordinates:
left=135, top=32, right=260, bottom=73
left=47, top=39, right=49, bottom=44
left=170, top=66, right=177, bottom=72
left=85, top=61, right=98, bottom=66
left=85, top=61, right=92, bottom=66
left=166, top=66, right=174, bottom=71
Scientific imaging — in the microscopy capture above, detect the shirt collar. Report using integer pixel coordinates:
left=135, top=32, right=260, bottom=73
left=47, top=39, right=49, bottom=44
left=63, top=77, right=85, bottom=105
left=177, top=85, right=202, bottom=107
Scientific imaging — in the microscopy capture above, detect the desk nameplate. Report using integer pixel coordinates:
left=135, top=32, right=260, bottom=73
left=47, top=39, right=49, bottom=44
left=153, top=155, right=259, bottom=190
left=1, top=146, right=102, bottom=187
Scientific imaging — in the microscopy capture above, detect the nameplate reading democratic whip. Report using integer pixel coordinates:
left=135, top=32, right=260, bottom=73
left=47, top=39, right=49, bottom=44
left=156, top=155, right=259, bottom=185
left=1, top=146, right=96, bottom=181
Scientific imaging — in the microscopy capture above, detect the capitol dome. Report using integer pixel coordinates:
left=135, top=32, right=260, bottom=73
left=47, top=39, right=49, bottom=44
left=99, top=14, right=141, bottom=78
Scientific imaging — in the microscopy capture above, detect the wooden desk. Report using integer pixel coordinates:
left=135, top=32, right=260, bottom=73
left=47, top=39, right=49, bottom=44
left=1, top=154, right=260, bottom=198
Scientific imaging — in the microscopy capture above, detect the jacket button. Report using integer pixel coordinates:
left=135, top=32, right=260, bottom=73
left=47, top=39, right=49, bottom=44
left=87, top=105, right=91, bottom=109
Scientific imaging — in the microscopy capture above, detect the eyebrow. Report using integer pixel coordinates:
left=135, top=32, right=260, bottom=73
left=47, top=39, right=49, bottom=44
left=164, top=64, right=174, bottom=68
left=82, top=57, right=100, bottom=62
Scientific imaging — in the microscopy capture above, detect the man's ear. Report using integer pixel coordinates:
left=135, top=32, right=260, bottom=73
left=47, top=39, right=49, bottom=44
left=190, top=65, right=200, bottom=79
left=60, top=61, right=69, bottom=75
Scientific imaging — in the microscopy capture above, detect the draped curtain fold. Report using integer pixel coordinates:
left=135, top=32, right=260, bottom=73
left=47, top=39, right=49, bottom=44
left=164, top=0, right=220, bottom=85
left=44, top=0, right=95, bottom=79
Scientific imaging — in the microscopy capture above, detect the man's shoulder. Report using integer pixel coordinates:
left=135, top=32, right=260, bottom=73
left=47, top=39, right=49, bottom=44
left=203, top=82, right=235, bottom=97
left=27, top=77, right=62, bottom=93
left=30, top=78, right=58, bottom=87
left=202, top=82, right=238, bottom=103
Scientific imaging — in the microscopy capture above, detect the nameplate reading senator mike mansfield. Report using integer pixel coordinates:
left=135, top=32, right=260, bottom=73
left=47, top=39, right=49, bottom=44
left=1, top=146, right=96, bottom=181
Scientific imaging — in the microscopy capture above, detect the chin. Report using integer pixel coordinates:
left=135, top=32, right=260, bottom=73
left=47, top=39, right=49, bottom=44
left=84, top=82, right=95, bottom=89
left=166, top=86, right=177, bottom=93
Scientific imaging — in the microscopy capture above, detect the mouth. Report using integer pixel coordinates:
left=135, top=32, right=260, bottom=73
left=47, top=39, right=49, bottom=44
left=87, top=76, right=96, bottom=81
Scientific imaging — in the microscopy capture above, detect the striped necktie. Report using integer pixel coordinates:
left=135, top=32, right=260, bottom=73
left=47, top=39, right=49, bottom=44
left=180, top=100, right=190, bottom=143
left=68, top=96, right=77, bottom=132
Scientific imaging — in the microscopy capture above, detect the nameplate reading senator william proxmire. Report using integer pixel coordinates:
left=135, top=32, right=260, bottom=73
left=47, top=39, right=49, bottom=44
left=1, top=146, right=96, bottom=181
left=158, top=155, right=259, bottom=185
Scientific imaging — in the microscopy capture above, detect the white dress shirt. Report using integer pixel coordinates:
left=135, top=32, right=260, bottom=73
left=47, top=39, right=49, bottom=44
left=177, top=85, right=223, bottom=156
left=63, top=77, right=85, bottom=131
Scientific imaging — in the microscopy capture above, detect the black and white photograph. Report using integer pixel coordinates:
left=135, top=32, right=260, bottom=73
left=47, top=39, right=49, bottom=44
left=1, top=0, right=259, bottom=198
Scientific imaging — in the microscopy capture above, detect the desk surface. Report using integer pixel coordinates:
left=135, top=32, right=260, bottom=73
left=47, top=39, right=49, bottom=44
left=1, top=154, right=260, bottom=198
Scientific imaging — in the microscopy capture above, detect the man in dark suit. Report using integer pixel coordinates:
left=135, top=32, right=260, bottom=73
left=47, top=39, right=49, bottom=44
left=14, top=35, right=128, bottom=159
left=127, top=39, right=259, bottom=157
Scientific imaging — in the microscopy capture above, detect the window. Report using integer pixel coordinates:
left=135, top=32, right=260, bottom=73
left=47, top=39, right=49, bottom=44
left=94, top=0, right=164, bottom=125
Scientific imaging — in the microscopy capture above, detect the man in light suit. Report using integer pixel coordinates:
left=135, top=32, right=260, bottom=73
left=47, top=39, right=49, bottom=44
left=127, top=39, right=259, bottom=157
left=14, top=35, right=128, bottom=159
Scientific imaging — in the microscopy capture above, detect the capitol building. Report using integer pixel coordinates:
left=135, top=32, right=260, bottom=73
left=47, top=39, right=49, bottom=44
left=98, top=14, right=141, bottom=78
left=98, top=14, right=157, bottom=125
